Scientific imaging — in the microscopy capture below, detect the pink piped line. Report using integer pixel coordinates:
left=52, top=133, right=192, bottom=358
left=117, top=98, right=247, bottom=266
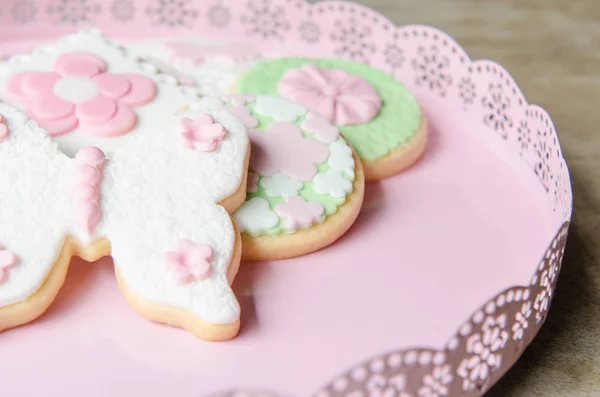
left=74, top=146, right=107, bottom=236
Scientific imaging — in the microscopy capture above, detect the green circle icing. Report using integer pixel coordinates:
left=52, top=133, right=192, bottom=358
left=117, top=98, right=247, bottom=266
left=233, top=96, right=356, bottom=237
left=234, top=58, right=422, bottom=162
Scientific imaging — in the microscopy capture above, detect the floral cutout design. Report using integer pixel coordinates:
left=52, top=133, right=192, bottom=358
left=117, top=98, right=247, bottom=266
left=111, top=0, right=135, bottom=22
left=385, top=44, right=405, bottom=71
left=458, top=77, right=476, bottom=106
left=275, top=196, right=324, bottom=229
left=165, top=240, right=213, bottom=284
left=241, top=0, right=290, bottom=40
left=366, top=374, right=411, bottom=397
left=47, top=0, right=101, bottom=24
left=278, top=65, right=382, bottom=126
left=534, top=128, right=553, bottom=192
left=418, top=365, right=453, bottom=397
left=512, top=302, right=532, bottom=341
left=180, top=114, right=227, bottom=152
left=299, top=21, right=321, bottom=44
left=208, top=3, right=231, bottom=28
left=0, top=114, right=9, bottom=142
left=517, top=120, right=532, bottom=153
left=412, top=45, right=452, bottom=97
left=249, top=122, right=329, bottom=182
left=12, top=0, right=36, bottom=23
left=482, top=83, right=513, bottom=138
left=0, top=245, right=18, bottom=284
left=331, top=18, right=376, bottom=64
left=146, top=0, right=197, bottom=27
left=456, top=314, right=509, bottom=391
left=5, top=52, right=156, bottom=137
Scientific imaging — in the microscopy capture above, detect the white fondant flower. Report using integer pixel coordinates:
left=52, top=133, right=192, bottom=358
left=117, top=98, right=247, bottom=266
left=313, top=169, right=352, bottom=198
left=254, top=95, right=308, bottom=122
left=259, top=173, right=303, bottom=198
left=328, top=140, right=355, bottom=179
left=234, top=197, right=279, bottom=235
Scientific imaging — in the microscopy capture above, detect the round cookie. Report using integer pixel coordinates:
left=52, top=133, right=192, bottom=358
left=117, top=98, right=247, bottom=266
left=0, top=31, right=250, bottom=341
left=210, top=94, right=365, bottom=261
left=233, top=58, right=428, bottom=181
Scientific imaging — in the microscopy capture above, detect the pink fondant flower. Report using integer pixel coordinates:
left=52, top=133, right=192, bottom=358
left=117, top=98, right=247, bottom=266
left=278, top=65, right=382, bottom=126
left=275, top=196, right=325, bottom=229
left=0, top=246, right=18, bottom=284
left=5, top=51, right=156, bottom=137
left=165, top=240, right=213, bottom=284
left=0, top=114, right=8, bottom=142
left=180, top=113, right=227, bottom=152
left=249, top=121, right=329, bottom=182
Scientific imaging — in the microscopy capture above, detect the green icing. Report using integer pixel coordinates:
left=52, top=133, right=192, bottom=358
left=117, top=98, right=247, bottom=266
left=237, top=99, right=355, bottom=237
left=234, top=58, right=422, bottom=162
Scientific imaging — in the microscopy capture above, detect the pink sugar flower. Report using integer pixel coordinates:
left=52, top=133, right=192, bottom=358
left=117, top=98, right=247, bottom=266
left=6, top=51, right=156, bottom=137
left=278, top=65, right=382, bottom=126
left=165, top=240, right=214, bottom=284
left=180, top=113, right=227, bottom=152
left=275, top=196, right=325, bottom=229
left=0, top=246, right=18, bottom=284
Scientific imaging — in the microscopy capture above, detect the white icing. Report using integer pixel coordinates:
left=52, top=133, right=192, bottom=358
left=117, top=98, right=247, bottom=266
left=0, top=103, right=75, bottom=307
left=101, top=103, right=248, bottom=324
left=233, top=197, right=280, bottom=236
left=127, top=38, right=258, bottom=97
left=0, top=31, right=250, bottom=326
left=259, top=173, right=303, bottom=198
left=53, top=77, right=99, bottom=103
left=328, top=140, right=356, bottom=180
left=0, top=29, right=202, bottom=158
left=313, top=169, right=353, bottom=199
left=254, top=95, right=308, bottom=122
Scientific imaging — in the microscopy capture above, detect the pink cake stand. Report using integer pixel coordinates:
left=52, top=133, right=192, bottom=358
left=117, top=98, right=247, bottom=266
left=0, top=1, right=572, bottom=396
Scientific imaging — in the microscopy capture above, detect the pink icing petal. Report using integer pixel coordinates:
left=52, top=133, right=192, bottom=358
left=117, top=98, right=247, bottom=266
left=80, top=103, right=137, bottom=137
left=94, top=74, right=132, bottom=99
left=30, top=93, right=74, bottom=120
left=119, top=74, right=156, bottom=106
left=76, top=95, right=118, bottom=123
left=0, top=250, right=18, bottom=270
left=230, top=105, right=259, bottom=128
left=21, top=72, right=61, bottom=97
left=300, top=111, right=340, bottom=143
left=74, top=185, right=98, bottom=202
left=181, top=114, right=227, bottom=152
left=34, top=114, right=79, bottom=137
left=5, top=72, right=38, bottom=103
left=275, top=196, right=325, bottom=229
left=0, top=123, right=8, bottom=142
left=249, top=122, right=330, bottom=182
left=277, top=65, right=382, bottom=126
left=55, top=52, right=107, bottom=77
left=165, top=241, right=214, bottom=284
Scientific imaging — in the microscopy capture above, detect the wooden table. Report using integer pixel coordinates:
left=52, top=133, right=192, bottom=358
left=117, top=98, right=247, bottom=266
left=351, top=0, right=600, bottom=395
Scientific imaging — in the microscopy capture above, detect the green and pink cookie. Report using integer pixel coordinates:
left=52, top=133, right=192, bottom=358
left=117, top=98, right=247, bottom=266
left=233, top=58, right=427, bottom=180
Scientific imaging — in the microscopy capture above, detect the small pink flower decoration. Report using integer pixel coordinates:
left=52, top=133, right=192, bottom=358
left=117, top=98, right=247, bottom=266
left=180, top=113, right=227, bottom=152
left=301, top=111, right=340, bottom=143
left=230, top=105, right=259, bottom=129
left=5, top=51, right=156, bottom=137
left=275, top=196, right=325, bottom=229
left=0, top=246, right=18, bottom=284
left=0, top=114, right=9, bottom=142
left=249, top=122, right=329, bottom=182
left=165, top=240, right=214, bottom=284
left=278, top=65, right=382, bottom=126
left=247, top=172, right=259, bottom=193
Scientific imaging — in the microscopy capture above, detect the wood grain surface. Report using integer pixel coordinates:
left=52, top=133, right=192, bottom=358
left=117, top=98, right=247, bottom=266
left=337, top=0, right=600, bottom=395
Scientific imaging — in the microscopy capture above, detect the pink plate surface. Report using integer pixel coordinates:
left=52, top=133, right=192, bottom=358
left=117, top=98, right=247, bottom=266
left=0, top=1, right=572, bottom=396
